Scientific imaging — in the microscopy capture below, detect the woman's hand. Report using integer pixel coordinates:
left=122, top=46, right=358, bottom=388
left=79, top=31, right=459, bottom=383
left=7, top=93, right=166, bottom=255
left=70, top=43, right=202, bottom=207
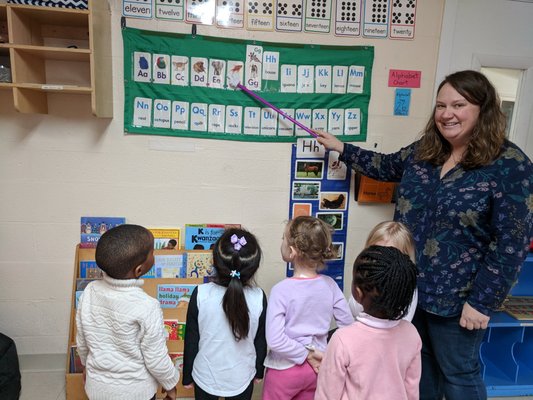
left=314, top=130, right=345, bottom=154
left=460, top=302, right=490, bottom=330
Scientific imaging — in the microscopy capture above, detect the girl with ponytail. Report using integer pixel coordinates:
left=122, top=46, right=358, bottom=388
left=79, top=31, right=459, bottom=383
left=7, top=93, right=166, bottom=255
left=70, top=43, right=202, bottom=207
left=183, top=228, right=267, bottom=400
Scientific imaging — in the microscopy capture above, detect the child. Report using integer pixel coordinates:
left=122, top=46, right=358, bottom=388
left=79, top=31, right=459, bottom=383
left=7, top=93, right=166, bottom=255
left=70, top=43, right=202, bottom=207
left=182, top=228, right=267, bottom=400
left=76, top=224, right=179, bottom=400
left=315, top=245, right=421, bottom=400
left=348, top=221, right=418, bottom=321
left=262, top=216, right=354, bottom=400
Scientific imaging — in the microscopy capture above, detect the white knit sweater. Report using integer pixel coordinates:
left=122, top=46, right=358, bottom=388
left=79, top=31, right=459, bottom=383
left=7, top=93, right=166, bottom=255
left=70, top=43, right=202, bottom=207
left=76, top=274, right=180, bottom=400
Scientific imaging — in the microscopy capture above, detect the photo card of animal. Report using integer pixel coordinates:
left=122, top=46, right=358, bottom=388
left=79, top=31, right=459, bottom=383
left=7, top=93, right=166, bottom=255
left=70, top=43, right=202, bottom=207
left=208, top=59, right=226, bottom=89
left=316, top=211, right=344, bottom=230
left=319, top=191, right=348, bottom=211
left=362, top=0, right=389, bottom=38
left=171, top=56, right=189, bottom=86
left=331, top=242, right=344, bottom=260
left=334, top=0, right=361, bottom=36
left=191, top=57, right=208, bottom=87
left=292, top=181, right=321, bottom=200
left=155, top=0, right=185, bottom=21
left=304, top=0, right=332, bottom=33
left=185, top=0, right=216, bottom=24
left=245, top=0, right=275, bottom=31
left=295, top=159, right=325, bottom=179
left=153, top=54, right=171, bottom=84
left=244, top=44, right=263, bottom=90
left=275, top=0, right=304, bottom=32
left=133, top=52, right=152, bottom=83
left=216, top=0, right=244, bottom=28
left=327, top=151, right=347, bottom=180
left=389, top=0, right=416, bottom=39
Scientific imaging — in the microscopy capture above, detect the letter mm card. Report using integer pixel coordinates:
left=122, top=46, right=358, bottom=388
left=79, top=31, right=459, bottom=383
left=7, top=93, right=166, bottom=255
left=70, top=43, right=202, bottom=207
left=389, top=0, right=417, bottom=39
left=246, top=0, right=275, bottom=30
left=216, top=0, right=244, bottom=28
left=155, top=0, right=184, bottom=20
left=186, top=0, right=216, bottom=24
left=334, top=0, right=361, bottom=36
left=275, top=0, right=304, bottom=32
left=304, top=0, right=332, bottom=33
left=362, top=0, right=389, bottom=38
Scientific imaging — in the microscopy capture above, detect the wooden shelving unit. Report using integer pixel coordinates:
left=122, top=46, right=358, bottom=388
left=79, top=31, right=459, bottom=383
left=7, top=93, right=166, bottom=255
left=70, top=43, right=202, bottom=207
left=0, top=0, right=112, bottom=117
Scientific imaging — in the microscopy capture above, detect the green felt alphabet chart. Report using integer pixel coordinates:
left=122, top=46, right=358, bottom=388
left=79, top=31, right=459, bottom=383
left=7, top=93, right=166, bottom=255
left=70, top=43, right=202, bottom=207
left=123, top=27, right=374, bottom=142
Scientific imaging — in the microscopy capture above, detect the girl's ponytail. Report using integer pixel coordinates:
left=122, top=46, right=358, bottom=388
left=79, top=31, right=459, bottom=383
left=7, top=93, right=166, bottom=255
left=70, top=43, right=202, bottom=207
left=212, top=229, right=262, bottom=341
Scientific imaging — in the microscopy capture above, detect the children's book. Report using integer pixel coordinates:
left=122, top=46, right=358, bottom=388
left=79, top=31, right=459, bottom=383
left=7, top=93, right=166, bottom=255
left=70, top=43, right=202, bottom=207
left=504, top=296, right=533, bottom=320
left=186, top=251, right=214, bottom=278
left=164, top=319, right=186, bottom=340
left=149, top=228, right=181, bottom=250
left=154, top=254, right=186, bottom=278
left=183, top=224, right=240, bottom=250
left=80, top=217, right=126, bottom=248
left=76, top=278, right=97, bottom=291
left=69, top=345, right=84, bottom=373
left=169, top=352, right=184, bottom=372
left=157, top=284, right=197, bottom=309
left=79, top=261, right=103, bottom=279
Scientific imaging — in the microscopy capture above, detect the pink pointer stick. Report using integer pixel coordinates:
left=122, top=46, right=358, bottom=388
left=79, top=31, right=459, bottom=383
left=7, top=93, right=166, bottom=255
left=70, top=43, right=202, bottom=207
left=236, top=83, right=318, bottom=138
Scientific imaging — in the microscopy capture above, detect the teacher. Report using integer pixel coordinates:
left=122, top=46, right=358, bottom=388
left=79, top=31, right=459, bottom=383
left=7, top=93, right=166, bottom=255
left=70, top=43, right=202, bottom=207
left=316, top=70, right=533, bottom=400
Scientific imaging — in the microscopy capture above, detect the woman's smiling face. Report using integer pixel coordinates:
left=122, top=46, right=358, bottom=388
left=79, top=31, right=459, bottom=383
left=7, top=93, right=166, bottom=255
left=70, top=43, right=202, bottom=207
left=434, top=83, right=481, bottom=149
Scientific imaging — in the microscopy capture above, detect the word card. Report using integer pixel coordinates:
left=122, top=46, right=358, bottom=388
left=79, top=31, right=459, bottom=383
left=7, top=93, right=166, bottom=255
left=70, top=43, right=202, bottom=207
left=276, top=0, right=304, bottom=32
left=334, top=0, right=361, bottom=36
left=185, top=0, right=216, bottom=24
left=244, top=45, right=263, bottom=90
left=246, top=0, right=275, bottom=30
left=123, top=0, right=153, bottom=19
left=389, top=0, right=417, bottom=39
left=216, top=0, right=244, bottom=28
left=362, top=0, right=389, bottom=38
left=155, top=0, right=184, bottom=20
left=304, top=0, right=332, bottom=33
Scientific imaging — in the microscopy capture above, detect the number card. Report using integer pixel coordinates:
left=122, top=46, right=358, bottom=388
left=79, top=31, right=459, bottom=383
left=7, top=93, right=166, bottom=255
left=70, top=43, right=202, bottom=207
left=246, top=0, right=275, bottom=30
left=362, top=0, right=389, bottom=38
left=123, top=0, right=153, bottom=18
left=335, top=0, right=361, bottom=36
left=216, top=0, right=244, bottom=28
left=305, top=0, right=332, bottom=33
left=156, top=0, right=184, bottom=20
left=389, top=0, right=417, bottom=39
left=276, top=0, right=304, bottom=32
left=186, top=0, right=216, bottom=24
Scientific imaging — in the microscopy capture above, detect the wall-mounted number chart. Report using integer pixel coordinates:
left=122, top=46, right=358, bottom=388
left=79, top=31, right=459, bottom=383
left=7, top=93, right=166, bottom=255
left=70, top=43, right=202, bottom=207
left=123, top=27, right=374, bottom=142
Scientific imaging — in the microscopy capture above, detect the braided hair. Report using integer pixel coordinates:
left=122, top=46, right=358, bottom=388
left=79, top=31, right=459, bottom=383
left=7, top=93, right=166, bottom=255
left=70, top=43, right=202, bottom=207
left=286, top=216, right=334, bottom=270
left=353, top=245, right=417, bottom=320
left=212, top=228, right=262, bottom=341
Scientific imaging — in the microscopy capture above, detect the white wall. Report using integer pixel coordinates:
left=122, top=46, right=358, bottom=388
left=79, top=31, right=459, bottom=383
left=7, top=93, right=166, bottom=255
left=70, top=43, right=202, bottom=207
left=0, top=0, right=444, bottom=354
left=435, top=0, right=533, bottom=159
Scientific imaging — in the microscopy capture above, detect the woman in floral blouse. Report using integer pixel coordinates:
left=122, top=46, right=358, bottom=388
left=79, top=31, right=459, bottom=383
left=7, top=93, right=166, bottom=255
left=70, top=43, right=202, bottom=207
left=316, top=70, right=533, bottom=400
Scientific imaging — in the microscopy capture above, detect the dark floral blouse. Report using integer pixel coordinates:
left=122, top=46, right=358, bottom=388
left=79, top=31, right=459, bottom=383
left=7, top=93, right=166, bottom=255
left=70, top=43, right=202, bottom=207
left=340, top=140, right=533, bottom=317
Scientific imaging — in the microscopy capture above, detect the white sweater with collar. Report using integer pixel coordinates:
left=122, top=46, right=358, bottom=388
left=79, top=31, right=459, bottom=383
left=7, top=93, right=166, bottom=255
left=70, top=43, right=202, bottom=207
left=76, top=274, right=179, bottom=400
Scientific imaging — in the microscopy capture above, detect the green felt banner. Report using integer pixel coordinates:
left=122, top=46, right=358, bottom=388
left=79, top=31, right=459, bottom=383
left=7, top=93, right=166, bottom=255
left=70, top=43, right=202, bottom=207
left=123, top=27, right=374, bottom=142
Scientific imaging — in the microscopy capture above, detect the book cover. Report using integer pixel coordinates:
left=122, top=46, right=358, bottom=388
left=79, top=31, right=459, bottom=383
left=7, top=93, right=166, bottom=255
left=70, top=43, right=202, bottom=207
left=80, top=217, right=126, bottom=248
left=186, top=252, right=214, bottom=278
left=69, top=345, right=84, bottom=373
left=142, top=265, right=156, bottom=279
left=79, top=261, right=103, bottom=279
left=149, top=228, right=181, bottom=250
left=157, top=284, right=197, bottom=308
left=183, top=224, right=240, bottom=250
left=76, top=278, right=97, bottom=291
left=169, top=352, right=184, bottom=372
left=154, top=254, right=186, bottom=278
left=75, top=290, right=83, bottom=309
left=164, top=319, right=186, bottom=340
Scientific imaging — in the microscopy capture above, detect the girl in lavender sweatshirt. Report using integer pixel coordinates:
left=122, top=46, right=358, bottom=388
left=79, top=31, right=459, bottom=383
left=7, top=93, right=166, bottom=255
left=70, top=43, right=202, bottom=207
left=262, top=216, right=354, bottom=400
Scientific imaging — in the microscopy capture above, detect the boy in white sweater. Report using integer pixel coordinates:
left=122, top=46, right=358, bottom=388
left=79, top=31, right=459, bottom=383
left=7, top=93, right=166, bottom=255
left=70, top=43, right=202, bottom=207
left=76, top=224, right=180, bottom=400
